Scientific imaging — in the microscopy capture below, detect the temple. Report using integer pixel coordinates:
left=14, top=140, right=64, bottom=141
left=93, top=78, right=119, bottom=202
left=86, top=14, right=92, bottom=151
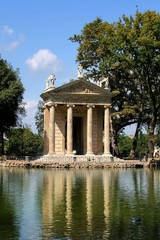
left=40, top=73, right=113, bottom=162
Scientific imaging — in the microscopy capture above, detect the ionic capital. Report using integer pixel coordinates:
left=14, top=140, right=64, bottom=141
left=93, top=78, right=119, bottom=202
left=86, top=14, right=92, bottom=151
left=67, top=104, right=75, bottom=108
left=44, top=102, right=57, bottom=108
left=87, top=104, right=95, bottom=108
left=104, top=104, right=111, bottom=109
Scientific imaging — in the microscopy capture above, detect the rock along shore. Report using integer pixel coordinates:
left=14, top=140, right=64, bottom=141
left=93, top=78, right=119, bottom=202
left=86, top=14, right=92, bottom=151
left=0, top=159, right=154, bottom=169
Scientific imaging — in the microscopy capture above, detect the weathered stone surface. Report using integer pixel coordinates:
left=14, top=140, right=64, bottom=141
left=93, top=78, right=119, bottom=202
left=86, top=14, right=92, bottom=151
left=0, top=159, right=151, bottom=169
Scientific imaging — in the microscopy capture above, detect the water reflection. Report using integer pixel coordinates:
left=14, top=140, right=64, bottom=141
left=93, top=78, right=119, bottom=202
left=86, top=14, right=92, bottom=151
left=1, top=167, right=160, bottom=239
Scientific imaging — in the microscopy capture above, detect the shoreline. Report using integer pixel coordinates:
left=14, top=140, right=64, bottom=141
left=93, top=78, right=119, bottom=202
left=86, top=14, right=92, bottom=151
left=0, top=159, right=155, bottom=169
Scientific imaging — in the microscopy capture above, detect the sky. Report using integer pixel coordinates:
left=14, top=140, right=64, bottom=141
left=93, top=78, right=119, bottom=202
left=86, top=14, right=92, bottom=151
left=0, top=0, right=159, bottom=134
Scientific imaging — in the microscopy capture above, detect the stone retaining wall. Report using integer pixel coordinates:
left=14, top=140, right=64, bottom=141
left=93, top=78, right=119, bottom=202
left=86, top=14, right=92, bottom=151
left=0, top=159, right=150, bottom=169
left=37, top=154, right=114, bottom=163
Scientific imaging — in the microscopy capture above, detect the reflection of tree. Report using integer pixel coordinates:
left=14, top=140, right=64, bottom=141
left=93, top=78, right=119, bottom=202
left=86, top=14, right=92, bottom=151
left=143, top=169, right=159, bottom=239
left=108, top=170, right=130, bottom=239
left=0, top=169, right=19, bottom=239
left=108, top=170, right=143, bottom=239
left=108, top=168, right=160, bottom=240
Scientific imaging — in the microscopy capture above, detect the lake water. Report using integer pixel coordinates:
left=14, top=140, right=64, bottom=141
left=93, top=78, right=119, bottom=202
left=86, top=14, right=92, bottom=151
left=0, top=167, right=160, bottom=240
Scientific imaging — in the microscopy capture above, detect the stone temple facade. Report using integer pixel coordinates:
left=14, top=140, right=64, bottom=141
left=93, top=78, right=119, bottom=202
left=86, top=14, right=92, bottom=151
left=40, top=74, right=113, bottom=162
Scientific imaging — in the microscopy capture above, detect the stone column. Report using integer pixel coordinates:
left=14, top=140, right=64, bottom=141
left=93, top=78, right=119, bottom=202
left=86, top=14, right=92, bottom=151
left=43, top=105, right=50, bottom=155
left=86, top=105, right=94, bottom=155
left=49, top=104, right=55, bottom=154
left=66, top=105, right=74, bottom=155
left=103, top=106, right=111, bottom=155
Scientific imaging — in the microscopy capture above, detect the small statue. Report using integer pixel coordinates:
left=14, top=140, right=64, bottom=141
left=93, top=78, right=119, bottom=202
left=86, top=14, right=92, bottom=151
left=78, top=64, right=83, bottom=78
left=45, top=74, right=56, bottom=89
left=100, top=77, right=109, bottom=89
left=48, top=74, right=56, bottom=86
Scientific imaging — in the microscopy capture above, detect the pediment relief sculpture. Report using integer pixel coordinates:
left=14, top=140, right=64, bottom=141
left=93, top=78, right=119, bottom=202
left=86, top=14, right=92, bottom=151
left=54, top=79, right=108, bottom=94
left=41, top=78, right=113, bottom=102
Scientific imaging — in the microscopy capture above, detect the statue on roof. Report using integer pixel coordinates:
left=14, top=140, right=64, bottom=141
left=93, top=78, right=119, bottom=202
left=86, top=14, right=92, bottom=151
left=78, top=64, right=83, bottom=78
left=48, top=74, right=56, bottom=86
left=46, top=74, right=56, bottom=89
left=101, top=77, right=109, bottom=89
left=97, top=77, right=109, bottom=89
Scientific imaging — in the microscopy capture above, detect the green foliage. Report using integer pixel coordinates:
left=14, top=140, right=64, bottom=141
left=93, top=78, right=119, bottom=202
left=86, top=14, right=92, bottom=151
left=70, top=10, right=160, bottom=156
left=118, top=134, right=133, bottom=158
left=6, top=128, right=22, bottom=156
left=0, top=57, right=25, bottom=155
left=118, top=133, right=148, bottom=158
left=35, top=100, right=44, bottom=136
left=135, top=133, right=148, bottom=158
left=156, top=133, right=160, bottom=147
left=6, top=127, right=43, bottom=156
left=0, top=57, right=24, bottom=129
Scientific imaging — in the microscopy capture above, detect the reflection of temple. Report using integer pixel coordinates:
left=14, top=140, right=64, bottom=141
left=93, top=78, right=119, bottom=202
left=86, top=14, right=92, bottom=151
left=41, top=171, right=66, bottom=230
left=41, top=73, right=113, bottom=162
left=86, top=172, right=92, bottom=233
left=41, top=170, right=110, bottom=238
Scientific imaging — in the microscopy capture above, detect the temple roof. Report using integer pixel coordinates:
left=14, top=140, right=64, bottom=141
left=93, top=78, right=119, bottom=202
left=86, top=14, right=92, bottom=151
left=41, top=78, right=113, bottom=105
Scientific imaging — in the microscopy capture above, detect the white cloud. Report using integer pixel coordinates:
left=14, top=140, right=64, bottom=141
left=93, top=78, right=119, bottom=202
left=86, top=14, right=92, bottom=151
left=4, top=34, right=25, bottom=51
left=3, top=25, right=13, bottom=35
left=5, top=41, right=20, bottom=51
left=26, top=49, right=62, bottom=75
left=1, top=24, right=25, bottom=51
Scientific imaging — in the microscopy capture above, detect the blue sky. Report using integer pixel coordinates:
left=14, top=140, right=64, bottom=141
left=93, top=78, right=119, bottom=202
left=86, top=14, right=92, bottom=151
left=0, top=0, right=159, bottom=133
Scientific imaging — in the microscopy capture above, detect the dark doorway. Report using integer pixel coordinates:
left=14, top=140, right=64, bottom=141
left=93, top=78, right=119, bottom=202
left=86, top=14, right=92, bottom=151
left=73, top=117, right=83, bottom=154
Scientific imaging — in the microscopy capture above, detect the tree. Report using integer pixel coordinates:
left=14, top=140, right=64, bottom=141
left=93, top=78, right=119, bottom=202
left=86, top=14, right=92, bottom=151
left=22, top=127, right=43, bottom=156
left=118, top=133, right=148, bottom=159
left=118, top=134, right=133, bottom=158
left=70, top=10, right=160, bottom=157
left=35, top=100, right=44, bottom=136
left=0, top=57, right=25, bottom=155
left=6, top=127, right=43, bottom=156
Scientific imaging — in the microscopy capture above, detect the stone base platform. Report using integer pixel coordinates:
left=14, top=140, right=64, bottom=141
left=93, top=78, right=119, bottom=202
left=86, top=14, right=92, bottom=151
left=36, top=154, right=114, bottom=163
left=0, top=158, right=151, bottom=169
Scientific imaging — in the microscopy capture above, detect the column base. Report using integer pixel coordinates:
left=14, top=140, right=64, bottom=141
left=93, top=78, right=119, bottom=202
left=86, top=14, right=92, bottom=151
left=103, top=152, right=112, bottom=156
left=103, top=153, right=113, bottom=162
left=48, top=152, right=55, bottom=156
left=66, top=152, right=74, bottom=156
left=86, top=152, right=94, bottom=156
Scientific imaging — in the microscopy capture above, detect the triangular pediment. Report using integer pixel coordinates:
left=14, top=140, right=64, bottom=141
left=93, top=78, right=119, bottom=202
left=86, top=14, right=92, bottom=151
left=41, top=78, right=113, bottom=104
left=52, top=79, right=109, bottom=95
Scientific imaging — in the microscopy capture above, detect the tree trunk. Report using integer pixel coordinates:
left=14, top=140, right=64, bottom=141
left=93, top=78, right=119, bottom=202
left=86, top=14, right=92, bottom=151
left=0, top=129, right=4, bottom=155
left=129, top=115, right=141, bottom=159
left=110, top=119, right=119, bottom=156
left=147, top=101, right=157, bottom=158
left=147, top=124, right=155, bottom=158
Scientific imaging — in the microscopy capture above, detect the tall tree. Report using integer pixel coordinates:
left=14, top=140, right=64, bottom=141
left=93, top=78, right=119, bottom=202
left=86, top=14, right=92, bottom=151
left=70, top=10, right=160, bottom=157
left=0, top=57, right=24, bottom=155
left=35, top=100, right=44, bottom=136
left=6, top=127, right=43, bottom=156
